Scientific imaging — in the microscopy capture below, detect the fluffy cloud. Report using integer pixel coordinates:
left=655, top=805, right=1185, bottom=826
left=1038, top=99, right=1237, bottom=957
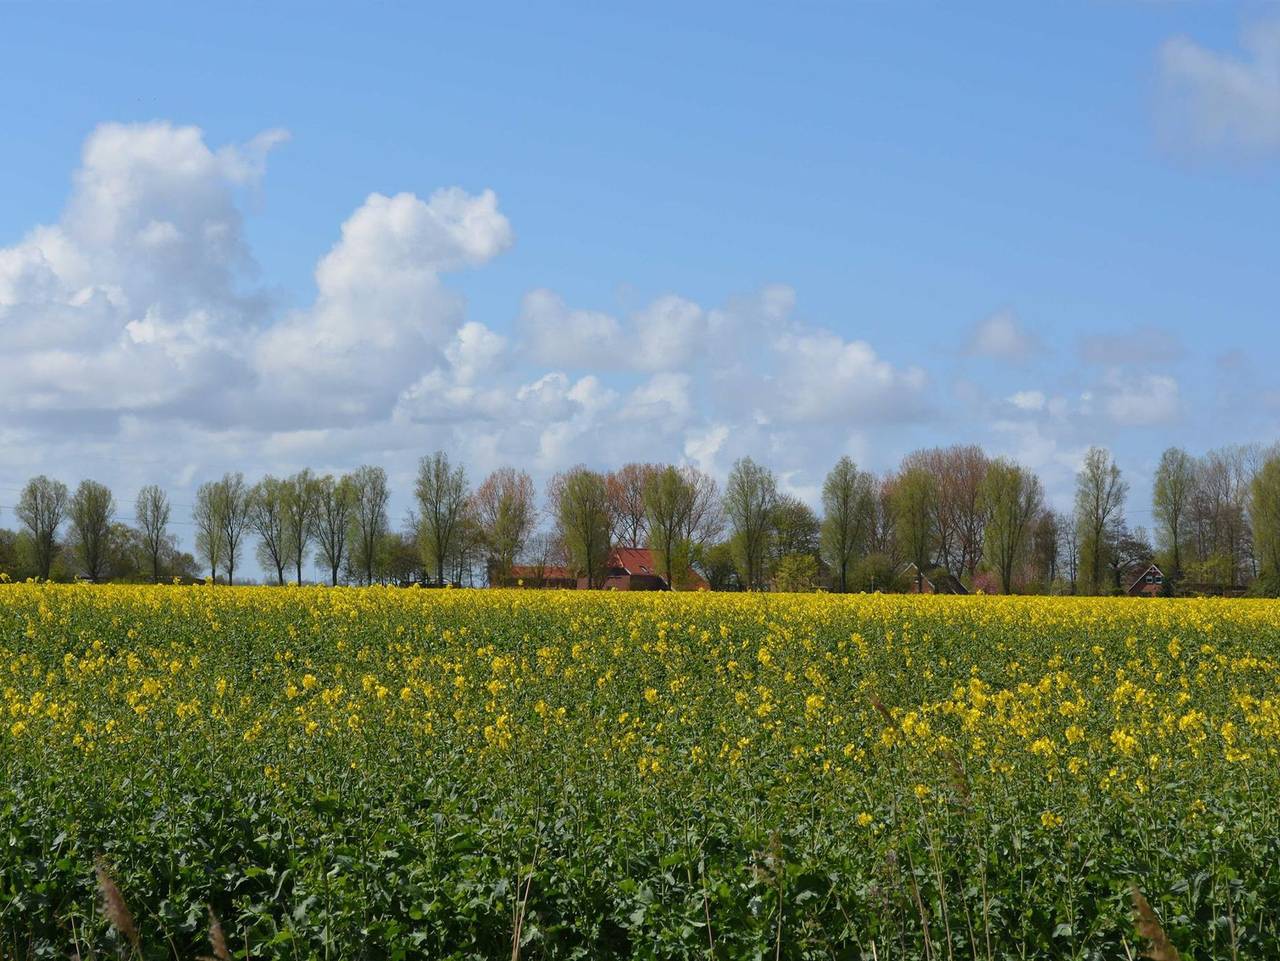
left=621, top=372, right=694, bottom=424
left=517, top=289, right=705, bottom=372
left=769, top=329, right=928, bottom=424
left=1160, top=21, right=1280, bottom=154
left=1008, top=390, right=1046, bottom=412
left=255, top=189, right=513, bottom=422
left=0, top=120, right=1010, bottom=559
left=0, top=122, right=277, bottom=417
left=632, top=296, right=706, bottom=370
left=518, top=289, right=624, bottom=368
left=964, top=309, right=1041, bottom=362
left=1102, top=372, right=1181, bottom=427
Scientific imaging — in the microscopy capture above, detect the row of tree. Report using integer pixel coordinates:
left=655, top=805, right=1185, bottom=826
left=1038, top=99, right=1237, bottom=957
left=1151, top=444, right=1280, bottom=593
left=4, top=440, right=1280, bottom=594
left=0, top=480, right=200, bottom=584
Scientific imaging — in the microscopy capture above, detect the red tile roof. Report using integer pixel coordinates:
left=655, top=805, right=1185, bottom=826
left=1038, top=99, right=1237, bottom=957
left=609, top=547, right=710, bottom=590
left=611, top=547, right=657, bottom=575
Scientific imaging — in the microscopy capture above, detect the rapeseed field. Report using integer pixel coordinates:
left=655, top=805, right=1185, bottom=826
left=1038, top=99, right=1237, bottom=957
left=3, top=584, right=1279, bottom=958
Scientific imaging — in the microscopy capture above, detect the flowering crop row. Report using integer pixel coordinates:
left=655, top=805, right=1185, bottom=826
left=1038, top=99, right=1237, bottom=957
left=3, top=584, right=1279, bottom=958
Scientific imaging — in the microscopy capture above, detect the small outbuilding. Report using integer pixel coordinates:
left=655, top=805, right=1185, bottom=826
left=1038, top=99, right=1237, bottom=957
left=898, top=562, right=969, bottom=595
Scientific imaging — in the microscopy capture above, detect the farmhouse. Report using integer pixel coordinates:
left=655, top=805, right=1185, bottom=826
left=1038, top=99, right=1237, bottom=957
left=587, top=547, right=710, bottom=591
left=1125, top=563, right=1166, bottom=597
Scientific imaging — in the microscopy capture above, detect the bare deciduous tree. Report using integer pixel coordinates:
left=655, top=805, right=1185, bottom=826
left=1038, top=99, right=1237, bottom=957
left=608, top=463, right=659, bottom=548
left=351, top=465, right=390, bottom=586
left=16, top=475, right=68, bottom=580
left=193, top=482, right=224, bottom=583
left=901, top=445, right=989, bottom=576
left=69, top=480, right=116, bottom=582
left=135, top=485, right=171, bottom=583
left=415, top=452, right=470, bottom=586
left=1074, top=447, right=1127, bottom=595
left=284, top=469, right=320, bottom=585
left=249, top=476, right=291, bottom=586
left=214, top=473, right=250, bottom=586
left=312, top=474, right=356, bottom=587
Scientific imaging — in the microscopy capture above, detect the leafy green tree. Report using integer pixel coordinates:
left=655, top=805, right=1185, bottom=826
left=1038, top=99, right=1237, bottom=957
left=771, top=495, right=820, bottom=578
left=474, top=468, right=537, bottom=584
left=699, top=540, right=739, bottom=591
left=981, top=459, right=1044, bottom=594
left=849, top=553, right=901, bottom=593
left=1152, top=446, right=1197, bottom=580
left=1029, top=510, right=1063, bottom=589
left=69, top=480, right=116, bottom=582
left=547, top=465, right=611, bottom=586
left=644, top=465, right=696, bottom=591
left=103, top=522, right=144, bottom=581
left=382, top=530, right=422, bottom=585
left=892, top=467, right=937, bottom=592
left=0, top=529, right=23, bottom=579
left=773, top=554, right=819, bottom=592
left=820, top=456, right=874, bottom=592
left=723, top=457, right=778, bottom=590
left=551, top=467, right=613, bottom=588
left=1251, top=455, right=1280, bottom=595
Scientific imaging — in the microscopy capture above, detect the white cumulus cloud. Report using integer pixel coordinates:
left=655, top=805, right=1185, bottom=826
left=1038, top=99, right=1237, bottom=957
left=965, top=309, right=1041, bottom=363
left=1103, top=372, right=1181, bottom=427
left=1160, top=21, right=1280, bottom=155
left=255, top=188, right=513, bottom=422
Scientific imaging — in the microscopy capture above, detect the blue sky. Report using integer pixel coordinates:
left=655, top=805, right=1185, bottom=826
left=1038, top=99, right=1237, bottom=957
left=2, top=2, right=1279, bottom=573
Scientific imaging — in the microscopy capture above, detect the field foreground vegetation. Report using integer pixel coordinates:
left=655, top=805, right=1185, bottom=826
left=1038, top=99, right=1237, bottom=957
left=3, top=585, right=1279, bottom=959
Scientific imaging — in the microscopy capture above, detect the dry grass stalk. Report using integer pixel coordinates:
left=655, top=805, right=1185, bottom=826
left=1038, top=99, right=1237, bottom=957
left=1130, top=885, right=1181, bottom=961
left=946, top=750, right=971, bottom=805
left=870, top=695, right=898, bottom=730
left=206, top=906, right=232, bottom=961
left=510, top=838, right=540, bottom=961
left=93, top=855, right=140, bottom=953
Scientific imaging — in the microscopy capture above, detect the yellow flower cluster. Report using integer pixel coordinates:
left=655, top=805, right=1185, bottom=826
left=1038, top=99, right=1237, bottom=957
left=3, top=584, right=1279, bottom=832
